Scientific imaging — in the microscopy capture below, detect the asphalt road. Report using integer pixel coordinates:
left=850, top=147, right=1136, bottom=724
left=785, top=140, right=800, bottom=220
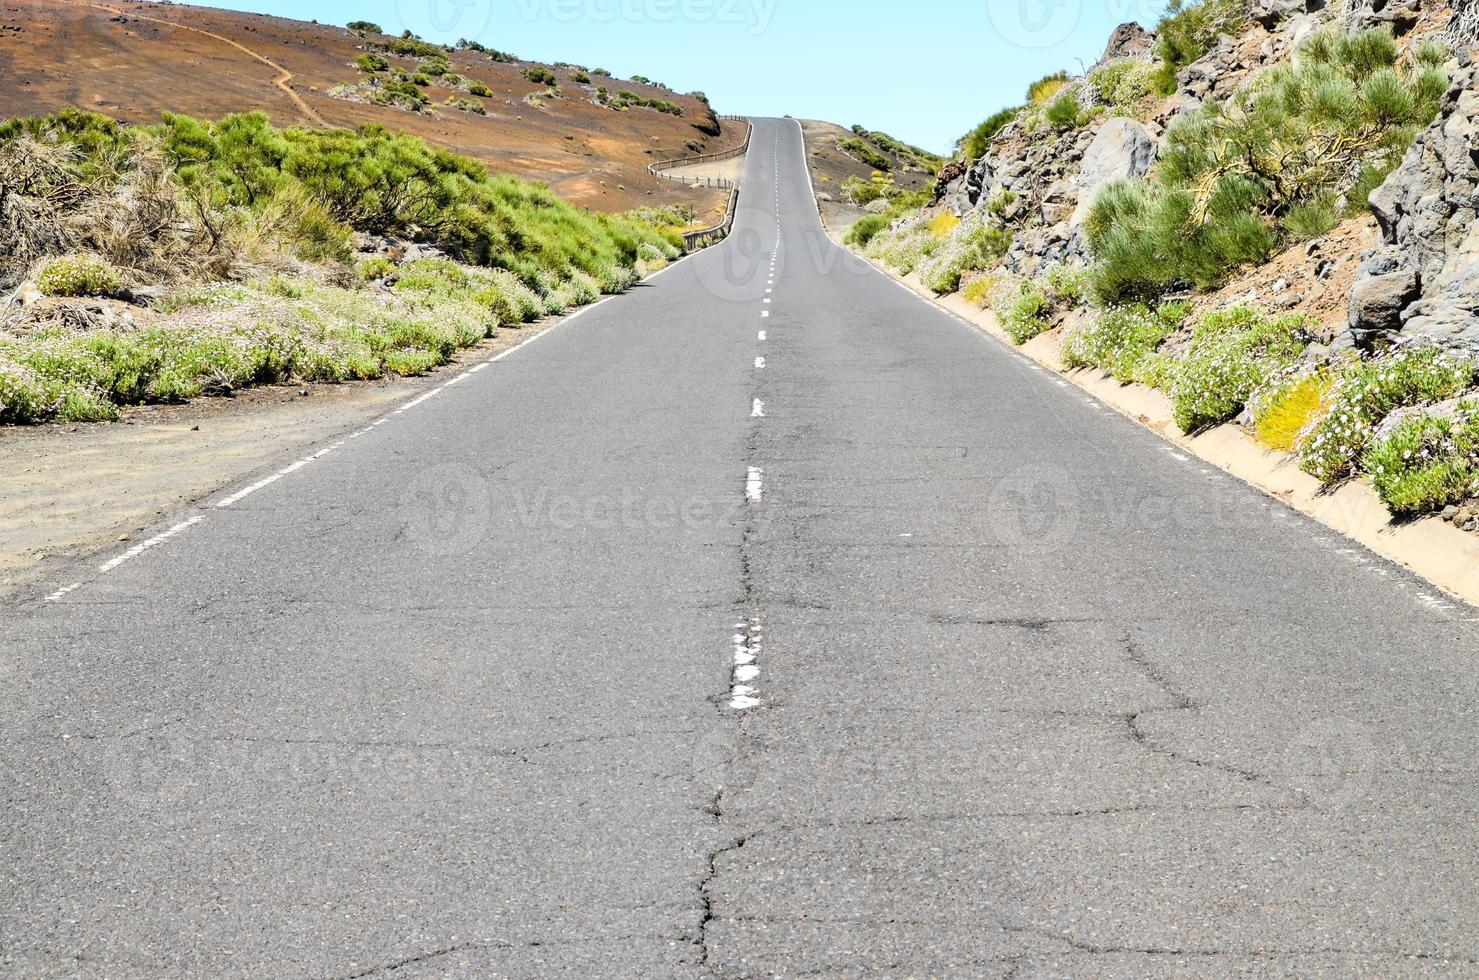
left=2, top=118, right=1476, bottom=978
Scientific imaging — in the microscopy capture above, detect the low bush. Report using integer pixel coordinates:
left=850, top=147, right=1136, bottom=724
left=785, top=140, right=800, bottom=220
left=916, top=212, right=1011, bottom=293
left=957, top=106, right=1022, bottom=160
left=569, top=70, right=590, bottom=84
left=1088, top=57, right=1160, bottom=111
left=1167, top=305, right=1311, bottom=432
left=36, top=254, right=121, bottom=297
left=991, top=277, right=1052, bottom=344
left=367, top=35, right=445, bottom=59
left=1062, top=302, right=1187, bottom=384
left=355, top=53, right=388, bottom=72
left=962, top=276, right=995, bottom=308
left=844, top=214, right=889, bottom=247
left=1364, top=402, right=1479, bottom=514
left=347, top=20, right=382, bottom=33
left=1298, top=344, right=1476, bottom=483
left=1027, top=71, right=1071, bottom=105
left=467, top=81, right=492, bottom=97
left=458, top=39, right=517, bottom=62
left=522, top=66, right=557, bottom=86
left=445, top=97, right=486, bottom=114
left=1044, top=266, right=1088, bottom=307
left=1250, top=368, right=1335, bottom=451
left=838, top=137, right=891, bottom=171
left=1153, top=0, right=1248, bottom=94
left=1044, top=93, right=1086, bottom=130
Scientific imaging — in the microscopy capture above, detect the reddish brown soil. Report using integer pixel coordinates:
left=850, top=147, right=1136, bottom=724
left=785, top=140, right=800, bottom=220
left=1200, top=216, right=1377, bottom=341
left=0, top=0, right=744, bottom=218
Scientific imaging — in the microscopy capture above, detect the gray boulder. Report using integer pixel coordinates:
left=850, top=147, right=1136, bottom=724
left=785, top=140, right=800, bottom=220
left=1347, top=0, right=1421, bottom=33
left=1069, top=118, right=1158, bottom=226
left=1250, top=0, right=1314, bottom=28
left=1346, top=69, right=1479, bottom=354
left=1348, top=269, right=1420, bottom=342
left=1101, top=22, right=1154, bottom=61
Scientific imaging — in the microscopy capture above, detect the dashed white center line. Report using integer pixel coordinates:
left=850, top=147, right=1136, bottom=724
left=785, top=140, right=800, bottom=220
left=755, top=356, right=765, bottom=368
left=728, top=616, right=763, bottom=710
left=751, top=398, right=765, bottom=418
left=761, top=311, right=770, bottom=318
left=746, top=467, right=764, bottom=501
left=758, top=330, right=767, bottom=341
left=44, top=582, right=83, bottom=602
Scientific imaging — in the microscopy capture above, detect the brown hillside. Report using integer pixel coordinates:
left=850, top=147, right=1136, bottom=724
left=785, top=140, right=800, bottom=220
left=0, top=0, right=744, bottom=218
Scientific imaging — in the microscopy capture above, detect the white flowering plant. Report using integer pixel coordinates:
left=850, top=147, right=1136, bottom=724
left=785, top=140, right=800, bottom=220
left=1169, top=304, right=1312, bottom=432
left=1062, top=301, right=1187, bottom=383
left=1297, top=344, right=1476, bottom=484
left=1363, top=401, right=1479, bottom=514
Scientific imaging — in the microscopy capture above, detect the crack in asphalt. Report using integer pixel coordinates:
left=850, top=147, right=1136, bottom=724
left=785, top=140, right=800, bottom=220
left=1117, top=635, right=1272, bottom=786
left=702, top=912, right=1478, bottom=966
left=333, top=930, right=673, bottom=979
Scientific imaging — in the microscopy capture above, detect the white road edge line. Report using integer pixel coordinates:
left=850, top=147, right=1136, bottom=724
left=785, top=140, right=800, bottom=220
left=98, top=515, right=207, bottom=574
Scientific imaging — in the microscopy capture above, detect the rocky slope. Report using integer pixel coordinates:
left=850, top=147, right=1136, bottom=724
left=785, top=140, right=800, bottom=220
left=932, top=0, right=1479, bottom=354
left=854, top=0, right=1479, bottom=534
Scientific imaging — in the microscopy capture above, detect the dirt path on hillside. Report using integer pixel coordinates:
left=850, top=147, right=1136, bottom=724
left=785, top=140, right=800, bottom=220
left=78, top=0, right=328, bottom=127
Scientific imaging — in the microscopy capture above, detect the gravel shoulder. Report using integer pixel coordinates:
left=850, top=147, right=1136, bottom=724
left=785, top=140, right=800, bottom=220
left=0, top=319, right=567, bottom=599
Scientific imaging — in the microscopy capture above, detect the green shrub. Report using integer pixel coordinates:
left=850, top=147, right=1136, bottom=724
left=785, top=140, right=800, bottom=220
left=355, top=53, right=388, bottom=72
left=991, top=278, right=1052, bottom=344
left=1364, top=402, right=1479, bottom=515
left=347, top=20, right=382, bottom=33
left=1044, top=266, right=1088, bottom=307
left=1027, top=71, right=1071, bottom=105
left=458, top=39, right=517, bottom=62
left=1153, top=0, right=1247, bottom=94
left=1063, top=302, right=1188, bottom=383
left=957, top=106, right=1022, bottom=160
left=467, top=81, right=493, bottom=97
left=1044, top=93, right=1085, bottom=129
left=918, top=212, right=1012, bottom=293
left=1088, top=58, right=1160, bottom=110
left=845, top=214, right=890, bottom=247
left=838, top=137, right=891, bottom=171
left=569, top=70, right=590, bottom=84
left=1298, top=345, right=1476, bottom=483
left=1088, top=27, right=1445, bottom=304
left=446, top=97, right=486, bottom=114
left=36, top=255, right=121, bottom=297
left=522, top=66, right=557, bottom=86
left=1167, top=305, right=1311, bottom=432
left=1084, top=179, right=1275, bottom=304
left=368, top=35, right=445, bottom=59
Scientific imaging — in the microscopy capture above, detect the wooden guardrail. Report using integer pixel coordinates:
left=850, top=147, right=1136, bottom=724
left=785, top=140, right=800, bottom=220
left=683, top=183, right=740, bottom=251
left=648, top=117, right=752, bottom=190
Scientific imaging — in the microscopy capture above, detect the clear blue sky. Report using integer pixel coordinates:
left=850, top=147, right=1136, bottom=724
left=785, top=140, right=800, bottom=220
left=196, top=0, right=1169, bottom=153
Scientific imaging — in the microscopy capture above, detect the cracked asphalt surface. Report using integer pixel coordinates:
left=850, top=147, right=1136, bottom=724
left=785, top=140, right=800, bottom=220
left=2, top=118, right=1476, bottom=977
